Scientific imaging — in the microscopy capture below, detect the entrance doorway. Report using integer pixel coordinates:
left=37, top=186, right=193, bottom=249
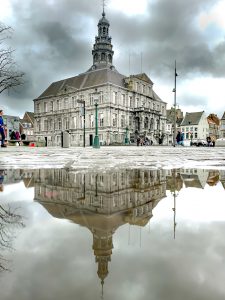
left=89, top=134, right=93, bottom=146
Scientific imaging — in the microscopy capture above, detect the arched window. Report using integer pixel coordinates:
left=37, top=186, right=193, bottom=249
left=150, top=118, right=154, bottom=131
left=144, top=117, right=149, bottom=129
left=101, top=53, right=106, bottom=61
left=103, top=27, right=106, bottom=34
left=94, top=53, right=98, bottom=62
left=108, top=54, right=112, bottom=63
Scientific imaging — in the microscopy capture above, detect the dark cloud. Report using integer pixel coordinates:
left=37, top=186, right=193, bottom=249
left=0, top=0, right=224, bottom=116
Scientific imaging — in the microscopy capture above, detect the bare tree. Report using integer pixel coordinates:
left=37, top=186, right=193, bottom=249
left=0, top=204, right=24, bottom=272
left=0, top=23, right=24, bottom=94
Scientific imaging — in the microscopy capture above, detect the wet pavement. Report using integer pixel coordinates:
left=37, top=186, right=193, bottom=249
left=0, top=145, right=225, bottom=170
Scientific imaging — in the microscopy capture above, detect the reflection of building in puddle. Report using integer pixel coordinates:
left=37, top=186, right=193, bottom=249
left=220, top=170, right=225, bottom=189
left=206, top=171, right=220, bottom=186
left=34, top=169, right=167, bottom=287
left=166, top=169, right=213, bottom=189
left=181, top=169, right=209, bottom=189
left=0, top=169, right=34, bottom=188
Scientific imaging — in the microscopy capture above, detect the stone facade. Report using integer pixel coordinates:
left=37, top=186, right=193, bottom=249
left=33, top=11, right=167, bottom=146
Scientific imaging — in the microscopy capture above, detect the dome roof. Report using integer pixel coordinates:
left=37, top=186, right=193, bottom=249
left=98, top=12, right=109, bottom=25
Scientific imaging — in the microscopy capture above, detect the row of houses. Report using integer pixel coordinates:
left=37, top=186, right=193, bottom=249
left=166, top=109, right=225, bottom=145
left=3, top=111, right=34, bottom=141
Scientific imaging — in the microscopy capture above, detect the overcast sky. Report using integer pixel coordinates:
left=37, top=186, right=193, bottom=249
left=0, top=0, right=225, bottom=118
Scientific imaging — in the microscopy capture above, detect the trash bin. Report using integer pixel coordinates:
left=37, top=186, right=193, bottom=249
left=61, top=131, right=70, bottom=148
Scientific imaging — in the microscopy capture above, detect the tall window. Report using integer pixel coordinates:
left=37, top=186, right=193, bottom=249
left=44, top=102, right=47, bottom=113
left=72, top=116, right=77, bottom=129
left=121, top=115, right=125, bottom=127
left=122, top=94, right=126, bottom=106
left=50, top=101, right=53, bottom=112
left=113, top=114, right=117, bottom=127
left=36, top=103, right=40, bottom=113
left=58, top=119, right=62, bottom=130
left=64, top=98, right=69, bottom=109
left=113, top=92, right=117, bottom=104
left=44, top=120, right=48, bottom=131
left=90, top=114, right=94, bottom=128
left=100, top=113, right=104, bottom=127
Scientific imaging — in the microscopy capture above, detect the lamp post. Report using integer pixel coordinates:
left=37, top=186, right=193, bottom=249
left=93, top=92, right=100, bottom=148
left=173, top=60, right=178, bottom=147
left=77, top=99, right=85, bottom=147
left=125, top=127, right=129, bottom=145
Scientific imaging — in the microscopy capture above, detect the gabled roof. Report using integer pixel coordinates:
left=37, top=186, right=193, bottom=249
left=130, top=73, right=153, bottom=84
left=181, top=111, right=204, bottom=126
left=36, top=68, right=126, bottom=99
left=221, top=112, right=225, bottom=120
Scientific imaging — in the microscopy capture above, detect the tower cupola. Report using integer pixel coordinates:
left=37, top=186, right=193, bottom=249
left=91, top=9, right=115, bottom=70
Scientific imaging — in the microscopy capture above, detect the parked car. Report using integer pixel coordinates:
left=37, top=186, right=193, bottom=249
left=215, top=138, right=225, bottom=147
left=191, top=139, right=207, bottom=146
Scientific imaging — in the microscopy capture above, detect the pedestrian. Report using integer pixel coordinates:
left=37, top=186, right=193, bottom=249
left=0, top=169, right=5, bottom=192
left=176, top=131, right=181, bottom=145
left=0, top=110, right=7, bottom=148
left=180, top=132, right=184, bottom=146
left=206, top=136, right=211, bottom=147
left=137, top=136, right=140, bottom=146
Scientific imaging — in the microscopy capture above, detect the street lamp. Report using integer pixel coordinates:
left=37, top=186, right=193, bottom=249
left=77, top=99, right=86, bottom=148
left=173, top=60, right=178, bottom=147
left=93, top=92, right=100, bottom=148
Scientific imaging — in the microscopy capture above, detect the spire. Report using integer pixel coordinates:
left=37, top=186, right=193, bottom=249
left=90, top=5, right=115, bottom=71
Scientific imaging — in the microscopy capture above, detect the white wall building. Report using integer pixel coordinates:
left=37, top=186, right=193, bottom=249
left=180, top=111, right=209, bottom=141
left=33, top=10, right=167, bottom=146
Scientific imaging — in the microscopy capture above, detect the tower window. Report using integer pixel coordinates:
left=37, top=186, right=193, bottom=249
left=101, top=53, right=106, bottom=61
left=103, top=27, right=106, bottom=34
left=94, top=53, right=98, bottom=62
left=108, top=54, right=112, bottom=63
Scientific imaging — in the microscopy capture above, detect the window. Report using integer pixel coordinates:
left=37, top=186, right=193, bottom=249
left=44, top=102, right=47, bottom=113
left=195, top=133, right=197, bottom=138
left=65, top=118, right=69, bottom=130
left=113, top=114, right=117, bottom=127
left=186, top=127, right=189, bottom=132
left=72, top=117, right=76, bottom=129
left=58, top=119, right=62, bottom=130
left=36, top=103, right=40, bottom=113
left=113, top=92, right=117, bottom=104
left=50, top=101, right=53, bottom=112
left=100, top=113, right=104, bottom=127
left=100, top=91, right=103, bottom=104
left=195, top=127, right=198, bottom=131
left=121, top=115, right=125, bottom=127
left=90, top=114, right=94, bottom=128
left=44, top=120, right=48, bottom=131
left=129, top=116, right=132, bottom=127
left=64, top=98, right=69, bottom=109
left=89, top=94, right=94, bottom=106
left=129, top=96, right=133, bottom=107
left=122, top=94, right=126, bottom=106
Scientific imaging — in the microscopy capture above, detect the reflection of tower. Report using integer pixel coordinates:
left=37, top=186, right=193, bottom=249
left=92, top=228, right=113, bottom=294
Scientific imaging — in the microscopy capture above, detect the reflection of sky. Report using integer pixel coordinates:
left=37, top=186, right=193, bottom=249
left=0, top=176, right=225, bottom=300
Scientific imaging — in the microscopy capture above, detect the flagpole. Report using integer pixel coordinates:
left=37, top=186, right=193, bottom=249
left=173, top=60, right=177, bottom=147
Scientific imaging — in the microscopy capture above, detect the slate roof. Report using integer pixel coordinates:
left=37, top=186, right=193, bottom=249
left=37, top=68, right=126, bottom=99
left=181, top=111, right=204, bottom=126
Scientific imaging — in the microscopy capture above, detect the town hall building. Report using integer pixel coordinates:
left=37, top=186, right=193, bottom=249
left=33, top=9, right=167, bottom=146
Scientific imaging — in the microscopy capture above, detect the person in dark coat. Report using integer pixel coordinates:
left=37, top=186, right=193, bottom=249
left=0, top=110, right=6, bottom=147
